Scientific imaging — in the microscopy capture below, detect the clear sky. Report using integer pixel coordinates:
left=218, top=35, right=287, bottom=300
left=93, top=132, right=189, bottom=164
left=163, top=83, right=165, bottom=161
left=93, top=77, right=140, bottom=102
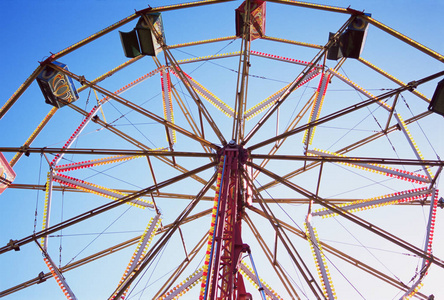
left=1, top=1, right=444, bottom=299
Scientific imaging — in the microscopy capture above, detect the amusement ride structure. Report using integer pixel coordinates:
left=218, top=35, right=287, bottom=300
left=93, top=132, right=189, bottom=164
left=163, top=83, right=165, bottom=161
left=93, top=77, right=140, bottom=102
left=1, top=0, right=444, bottom=299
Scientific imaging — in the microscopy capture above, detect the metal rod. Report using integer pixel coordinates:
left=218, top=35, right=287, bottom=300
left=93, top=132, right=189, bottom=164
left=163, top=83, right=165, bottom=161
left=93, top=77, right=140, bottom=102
left=0, top=162, right=216, bottom=255
left=261, top=35, right=323, bottom=49
left=0, top=147, right=217, bottom=157
left=140, top=13, right=227, bottom=147
left=248, top=251, right=267, bottom=300
left=9, top=107, right=57, bottom=167
left=67, top=104, right=215, bottom=188
left=49, top=63, right=218, bottom=150
left=242, top=169, right=326, bottom=299
left=168, top=36, right=237, bottom=50
left=110, top=168, right=218, bottom=299
left=232, top=0, right=252, bottom=143
left=362, top=15, right=444, bottom=63
left=249, top=70, right=444, bottom=151
left=247, top=206, right=429, bottom=299
left=0, top=208, right=213, bottom=297
left=0, top=65, right=44, bottom=120
left=358, top=58, right=430, bottom=103
left=50, top=0, right=234, bottom=61
left=249, top=153, right=444, bottom=166
left=384, top=92, right=400, bottom=132
left=242, top=15, right=356, bottom=146
left=248, top=161, right=444, bottom=269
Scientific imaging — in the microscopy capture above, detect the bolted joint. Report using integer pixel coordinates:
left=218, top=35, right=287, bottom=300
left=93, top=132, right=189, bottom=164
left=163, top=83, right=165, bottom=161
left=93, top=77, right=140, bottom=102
left=7, top=239, right=20, bottom=251
left=37, top=271, right=47, bottom=284
left=39, top=54, right=56, bottom=67
left=407, top=80, right=418, bottom=91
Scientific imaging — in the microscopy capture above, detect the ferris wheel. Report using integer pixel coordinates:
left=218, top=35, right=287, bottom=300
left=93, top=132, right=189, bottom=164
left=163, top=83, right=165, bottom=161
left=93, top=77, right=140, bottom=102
left=1, top=0, right=444, bottom=299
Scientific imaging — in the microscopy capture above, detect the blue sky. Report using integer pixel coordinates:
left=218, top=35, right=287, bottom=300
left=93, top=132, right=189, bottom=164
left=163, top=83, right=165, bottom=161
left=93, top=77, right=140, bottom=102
left=1, top=1, right=444, bottom=299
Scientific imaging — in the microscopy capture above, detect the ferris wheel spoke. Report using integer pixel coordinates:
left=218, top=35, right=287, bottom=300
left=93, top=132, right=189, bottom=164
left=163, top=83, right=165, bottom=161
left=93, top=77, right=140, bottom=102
left=313, top=187, right=433, bottom=218
left=49, top=63, right=218, bottom=150
left=0, top=147, right=216, bottom=158
left=242, top=15, right=355, bottom=146
left=52, top=173, right=154, bottom=209
left=0, top=161, right=216, bottom=255
left=256, top=110, right=432, bottom=192
left=250, top=152, right=442, bottom=167
left=144, top=17, right=228, bottom=147
left=159, top=268, right=205, bottom=300
left=248, top=65, right=444, bottom=152
left=232, top=0, right=254, bottom=144
left=251, top=206, right=421, bottom=298
left=111, top=214, right=162, bottom=300
left=109, top=169, right=218, bottom=299
left=306, top=149, right=432, bottom=184
left=248, top=161, right=444, bottom=269
left=261, top=35, right=323, bottom=49
left=0, top=208, right=213, bottom=298
left=3, top=146, right=218, bottom=192
left=305, top=218, right=337, bottom=300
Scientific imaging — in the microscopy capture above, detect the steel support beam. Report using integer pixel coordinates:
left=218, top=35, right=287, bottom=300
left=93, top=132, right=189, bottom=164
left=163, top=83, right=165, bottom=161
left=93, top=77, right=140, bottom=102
left=109, top=168, right=218, bottom=299
left=249, top=71, right=444, bottom=151
left=248, top=162, right=444, bottom=269
left=256, top=110, right=432, bottom=192
left=0, top=162, right=216, bottom=255
left=242, top=15, right=355, bottom=146
left=0, top=208, right=212, bottom=298
left=247, top=206, right=429, bottom=300
left=49, top=63, right=218, bottom=150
